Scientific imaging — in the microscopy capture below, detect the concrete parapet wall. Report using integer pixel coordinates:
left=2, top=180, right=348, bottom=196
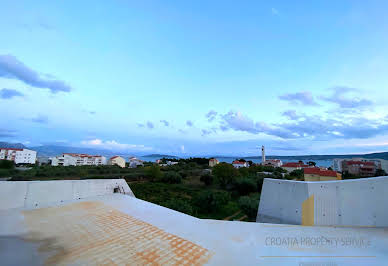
left=257, top=176, right=388, bottom=227
left=0, top=179, right=134, bottom=210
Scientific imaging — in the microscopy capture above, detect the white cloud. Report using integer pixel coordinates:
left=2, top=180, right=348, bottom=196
left=81, top=139, right=152, bottom=151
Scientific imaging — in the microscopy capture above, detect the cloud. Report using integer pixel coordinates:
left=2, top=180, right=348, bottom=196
left=321, top=86, right=373, bottom=108
left=147, top=121, right=154, bottom=129
left=0, top=129, right=16, bottom=138
left=89, top=111, right=96, bottom=115
left=186, top=120, right=193, bottom=127
left=271, top=8, right=279, bottom=15
left=160, top=120, right=170, bottom=127
left=180, top=145, right=185, bottom=152
left=27, top=115, right=49, bottom=124
left=201, top=129, right=212, bottom=136
left=137, top=121, right=154, bottom=129
left=0, top=88, right=23, bottom=99
left=81, top=139, right=152, bottom=151
left=0, top=54, right=72, bottom=93
left=221, top=111, right=259, bottom=134
left=282, top=110, right=302, bottom=120
left=279, top=91, right=319, bottom=106
left=206, top=110, right=218, bottom=122
left=217, top=110, right=388, bottom=140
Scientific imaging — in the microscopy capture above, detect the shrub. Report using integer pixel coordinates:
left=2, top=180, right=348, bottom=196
left=238, top=196, right=259, bottom=219
left=235, top=178, right=257, bottom=195
left=0, top=160, right=14, bottom=169
left=145, top=164, right=162, bottom=181
left=163, top=199, right=193, bottom=215
left=212, top=163, right=239, bottom=188
left=200, top=174, right=213, bottom=186
left=193, top=190, right=230, bottom=213
left=161, top=171, right=182, bottom=184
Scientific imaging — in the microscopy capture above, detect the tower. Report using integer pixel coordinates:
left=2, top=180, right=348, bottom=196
left=262, top=145, right=265, bottom=163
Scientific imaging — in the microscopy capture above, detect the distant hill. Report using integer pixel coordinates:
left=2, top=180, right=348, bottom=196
left=29, top=145, right=119, bottom=157
left=0, top=142, right=26, bottom=149
left=144, top=154, right=179, bottom=158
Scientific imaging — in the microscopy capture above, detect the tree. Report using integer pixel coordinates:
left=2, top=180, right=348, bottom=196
left=163, top=199, right=193, bottom=215
left=145, top=164, right=162, bottom=181
left=212, top=163, right=239, bottom=188
left=0, top=160, right=14, bottom=169
left=238, top=167, right=249, bottom=177
left=307, top=161, right=316, bottom=167
left=235, top=178, right=257, bottom=195
left=200, top=173, right=213, bottom=186
left=161, top=171, right=182, bottom=184
left=193, top=191, right=230, bottom=213
left=289, top=169, right=304, bottom=179
left=238, top=196, right=259, bottom=220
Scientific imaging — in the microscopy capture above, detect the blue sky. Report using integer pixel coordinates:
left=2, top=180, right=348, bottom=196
left=1, top=0, right=388, bottom=156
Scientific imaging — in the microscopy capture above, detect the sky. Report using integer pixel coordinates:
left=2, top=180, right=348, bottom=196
left=1, top=0, right=388, bottom=156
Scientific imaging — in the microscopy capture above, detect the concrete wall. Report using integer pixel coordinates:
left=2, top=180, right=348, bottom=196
left=0, top=179, right=134, bottom=211
left=257, top=176, right=388, bottom=227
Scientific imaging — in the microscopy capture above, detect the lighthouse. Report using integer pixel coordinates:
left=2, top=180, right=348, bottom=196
left=262, top=145, right=265, bottom=164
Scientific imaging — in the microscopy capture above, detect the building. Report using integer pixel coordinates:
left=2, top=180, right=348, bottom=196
left=304, top=167, right=341, bottom=181
left=281, top=162, right=309, bottom=173
left=0, top=148, right=37, bottom=164
left=262, top=159, right=283, bottom=167
left=129, top=157, right=144, bottom=168
left=342, top=160, right=376, bottom=177
left=261, top=145, right=265, bottom=163
left=209, top=158, right=219, bottom=167
left=51, top=153, right=106, bottom=166
left=232, top=160, right=249, bottom=168
left=333, top=158, right=388, bottom=174
left=333, top=158, right=344, bottom=172
left=108, top=156, right=126, bottom=168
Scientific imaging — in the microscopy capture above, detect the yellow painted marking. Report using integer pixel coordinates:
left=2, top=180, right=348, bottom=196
left=302, top=195, right=314, bottom=226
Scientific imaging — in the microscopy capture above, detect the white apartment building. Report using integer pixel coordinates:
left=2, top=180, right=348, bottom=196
left=0, top=148, right=37, bottom=164
left=333, top=159, right=344, bottom=172
left=129, top=157, right=144, bottom=168
left=333, top=158, right=388, bottom=173
left=51, top=153, right=106, bottom=166
left=108, top=156, right=126, bottom=168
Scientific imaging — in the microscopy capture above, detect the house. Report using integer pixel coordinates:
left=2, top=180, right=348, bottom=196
left=282, top=162, right=309, bottom=173
left=209, top=158, right=219, bottom=167
left=0, top=148, right=37, bottom=164
left=262, top=159, right=282, bottom=167
left=304, top=167, right=341, bottom=181
left=51, top=153, right=106, bottom=166
left=108, top=156, right=126, bottom=168
left=342, top=160, right=376, bottom=177
left=232, top=160, right=249, bottom=168
left=129, top=157, right=144, bottom=168
left=334, top=158, right=388, bottom=175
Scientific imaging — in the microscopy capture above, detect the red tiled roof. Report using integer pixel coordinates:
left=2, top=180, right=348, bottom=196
left=232, top=160, right=246, bottom=164
left=304, top=167, right=338, bottom=177
left=282, top=162, right=309, bottom=168
left=110, top=156, right=120, bottom=160
left=346, top=161, right=374, bottom=166
left=0, top=148, right=23, bottom=151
